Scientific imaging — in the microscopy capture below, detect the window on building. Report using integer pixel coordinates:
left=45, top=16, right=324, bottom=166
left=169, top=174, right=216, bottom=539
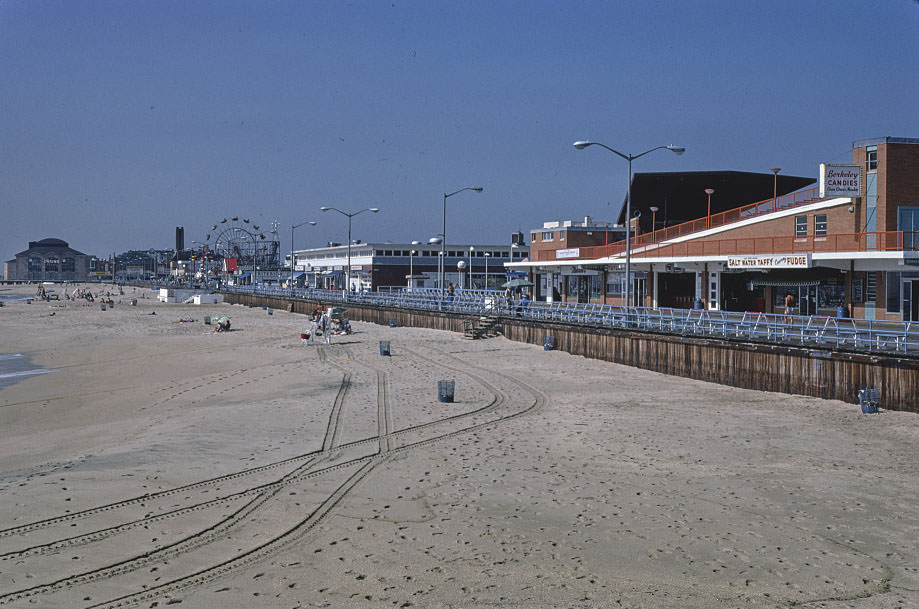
left=559, top=230, right=566, bottom=241
left=814, top=214, right=827, bottom=236
left=530, top=233, right=537, bottom=243
left=795, top=216, right=807, bottom=236
left=501, top=252, right=509, bottom=258
left=866, top=272, right=877, bottom=303
left=591, top=275, right=602, bottom=299
left=606, top=271, right=625, bottom=296
left=867, top=145, right=878, bottom=171
left=887, top=272, right=901, bottom=313
left=541, top=231, right=553, bottom=242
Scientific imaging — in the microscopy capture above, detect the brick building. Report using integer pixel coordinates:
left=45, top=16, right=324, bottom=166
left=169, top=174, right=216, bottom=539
left=510, top=136, right=919, bottom=320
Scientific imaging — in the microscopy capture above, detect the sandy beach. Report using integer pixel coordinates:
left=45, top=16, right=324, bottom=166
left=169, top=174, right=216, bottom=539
left=0, top=283, right=917, bottom=609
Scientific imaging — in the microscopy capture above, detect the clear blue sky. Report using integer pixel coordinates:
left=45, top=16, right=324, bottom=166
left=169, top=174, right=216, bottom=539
left=2, top=0, right=917, bottom=262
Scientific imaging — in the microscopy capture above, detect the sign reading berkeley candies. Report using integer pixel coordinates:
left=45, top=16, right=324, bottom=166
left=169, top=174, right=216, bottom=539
left=819, top=163, right=861, bottom=198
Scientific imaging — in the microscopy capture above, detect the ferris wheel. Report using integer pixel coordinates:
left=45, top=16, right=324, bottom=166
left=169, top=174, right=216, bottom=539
left=205, top=217, right=279, bottom=268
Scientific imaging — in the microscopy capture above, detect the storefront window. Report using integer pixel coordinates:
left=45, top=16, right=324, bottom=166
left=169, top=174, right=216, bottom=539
left=818, top=283, right=846, bottom=308
left=566, top=278, right=578, bottom=298
left=591, top=275, right=602, bottom=299
left=606, top=271, right=624, bottom=297
left=795, top=216, right=807, bottom=236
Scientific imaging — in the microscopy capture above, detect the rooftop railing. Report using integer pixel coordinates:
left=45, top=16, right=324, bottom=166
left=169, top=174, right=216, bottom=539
left=538, top=186, right=825, bottom=261
left=631, top=230, right=919, bottom=258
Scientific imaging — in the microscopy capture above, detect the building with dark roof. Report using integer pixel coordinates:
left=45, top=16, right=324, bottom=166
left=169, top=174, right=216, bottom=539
left=4, top=238, right=94, bottom=281
left=619, top=170, right=815, bottom=233
left=511, top=137, right=919, bottom=321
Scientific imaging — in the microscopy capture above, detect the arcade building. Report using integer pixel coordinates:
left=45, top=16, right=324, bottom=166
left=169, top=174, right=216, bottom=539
left=508, top=136, right=919, bottom=321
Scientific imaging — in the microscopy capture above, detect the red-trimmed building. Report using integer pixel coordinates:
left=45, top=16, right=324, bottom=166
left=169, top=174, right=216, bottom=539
left=509, top=136, right=919, bottom=320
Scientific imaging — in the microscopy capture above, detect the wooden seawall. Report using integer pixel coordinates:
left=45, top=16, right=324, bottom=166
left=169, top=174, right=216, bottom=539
left=226, top=292, right=919, bottom=413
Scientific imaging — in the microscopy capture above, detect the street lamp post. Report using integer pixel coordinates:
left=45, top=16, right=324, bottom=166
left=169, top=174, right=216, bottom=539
left=705, top=188, right=715, bottom=229
left=771, top=168, right=781, bottom=212
left=290, top=220, right=317, bottom=290
left=437, top=251, right=445, bottom=292
left=441, top=187, right=483, bottom=300
left=574, top=141, right=685, bottom=309
left=649, top=206, right=659, bottom=241
left=484, top=252, right=490, bottom=289
left=320, top=206, right=379, bottom=293
left=408, top=240, right=420, bottom=289
left=468, top=246, right=474, bottom=289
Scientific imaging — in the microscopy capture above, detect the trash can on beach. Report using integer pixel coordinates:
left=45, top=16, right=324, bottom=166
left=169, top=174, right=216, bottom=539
left=100, top=303, right=106, bottom=311
left=544, top=336, right=555, bottom=351
left=858, top=388, right=879, bottom=414
left=437, top=380, right=455, bottom=403
left=204, top=316, right=211, bottom=325
left=379, top=341, right=391, bottom=356
left=389, top=317, right=398, bottom=327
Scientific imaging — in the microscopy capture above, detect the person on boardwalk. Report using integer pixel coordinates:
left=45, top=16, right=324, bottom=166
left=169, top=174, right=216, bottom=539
left=447, top=282, right=455, bottom=302
left=784, top=292, right=796, bottom=324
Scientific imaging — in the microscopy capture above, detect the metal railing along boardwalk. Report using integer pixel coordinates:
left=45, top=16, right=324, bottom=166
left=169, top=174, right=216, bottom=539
left=225, top=285, right=919, bottom=356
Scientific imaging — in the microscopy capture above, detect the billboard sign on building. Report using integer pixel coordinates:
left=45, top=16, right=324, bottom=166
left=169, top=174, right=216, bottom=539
left=727, top=254, right=811, bottom=269
left=819, top=164, right=861, bottom=198
left=555, top=248, right=580, bottom=259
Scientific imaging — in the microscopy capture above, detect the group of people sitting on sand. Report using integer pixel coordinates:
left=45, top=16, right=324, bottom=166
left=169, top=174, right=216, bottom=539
left=302, top=303, right=351, bottom=345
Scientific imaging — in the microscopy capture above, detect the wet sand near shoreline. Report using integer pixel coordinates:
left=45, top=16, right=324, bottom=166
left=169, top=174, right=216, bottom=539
left=1, top=284, right=917, bottom=608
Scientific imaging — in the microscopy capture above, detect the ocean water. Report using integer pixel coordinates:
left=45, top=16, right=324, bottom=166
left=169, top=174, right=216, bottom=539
left=0, top=353, right=56, bottom=390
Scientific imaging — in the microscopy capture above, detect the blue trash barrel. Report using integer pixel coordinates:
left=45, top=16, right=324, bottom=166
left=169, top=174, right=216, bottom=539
left=437, top=380, right=455, bottom=403
left=836, top=306, right=846, bottom=318
left=543, top=336, right=556, bottom=351
left=379, top=341, right=391, bottom=356
left=693, top=298, right=703, bottom=310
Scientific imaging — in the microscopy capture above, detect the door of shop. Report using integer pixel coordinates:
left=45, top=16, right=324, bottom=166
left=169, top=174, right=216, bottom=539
left=633, top=275, right=646, bottom=307
left=798, top=285, right=818, bottom=316
left=576, top=276, right=590, bottom=303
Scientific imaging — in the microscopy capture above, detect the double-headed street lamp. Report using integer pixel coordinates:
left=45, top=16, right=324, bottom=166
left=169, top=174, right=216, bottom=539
left=441, top=187, right=483, bottom=298
left=573, top=141, right=685, bottom=308
left=290, top=220, right=318, bottom=289
left=320, top=206, right=379, bottom=292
